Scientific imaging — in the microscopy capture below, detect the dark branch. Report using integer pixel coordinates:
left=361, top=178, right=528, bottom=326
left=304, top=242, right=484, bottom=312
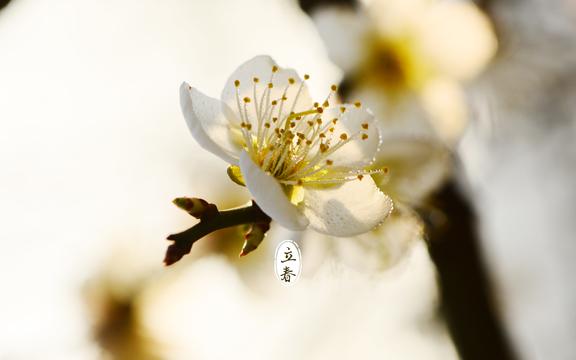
left=0, top=0, right=11, bottom=12
left=422, top=181, right=517, bottom=360
left=164, top=202, right=271, bottom=266
left=297, top=0, right=357, bottom=15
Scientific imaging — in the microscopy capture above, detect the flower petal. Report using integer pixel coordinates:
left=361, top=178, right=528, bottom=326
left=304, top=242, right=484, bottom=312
left=372, top=137, right=450, bottom=204
left=420, top=78, right=467, bottom=144
left=370, top=0, right=427, bottom=36
left=220, top=55, right=313, bottom=132
left=350, top=87, right=437, bottom=140
left=239, top=150, right=309, bottom=231
left=333, top=204, right=423, bottom=272
left=318, top=105, right=381, bottom=169
left=415, top=1, right=496, bottom=80
left=302, top=177, right=393, bottom=237
left=180, top=83, right=242, bottom=164
left=313, top=7, right=370, bottom=73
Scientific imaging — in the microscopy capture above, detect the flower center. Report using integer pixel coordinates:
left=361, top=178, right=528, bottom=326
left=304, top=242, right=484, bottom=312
left=358, top=35, right=432, bottom=95
left=232, top=66, right=385, bottom=186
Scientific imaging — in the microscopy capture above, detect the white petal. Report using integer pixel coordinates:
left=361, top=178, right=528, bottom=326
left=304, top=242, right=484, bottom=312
left=302, top=177, right=393, bottom=237
left=373, top=137, right=450, bottom=204
left=220, top=55, right=313, bottom=131
left=370, top=0, right=427, bottom=37
left=350, top=87, right=438, bottom=139
left=333, top=204, right=423, bottom=272
left=239, top=150, right=309, bottom=231
left=318, top=105, right=380, bottom=168
left=420, top=78, right=467, bottom=144
left=313, top=7, right=370, bottom=73
left=415, top=1, right=496, bottom=80
left=180, top=83, right=241, bottom=164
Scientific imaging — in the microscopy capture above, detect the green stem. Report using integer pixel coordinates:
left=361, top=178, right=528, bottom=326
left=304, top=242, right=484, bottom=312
left=164, top=203, right=271, bottom=265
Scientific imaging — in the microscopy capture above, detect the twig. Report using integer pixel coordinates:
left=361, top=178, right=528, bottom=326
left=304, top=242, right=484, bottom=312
left=164, top=202, right=271, bottom=265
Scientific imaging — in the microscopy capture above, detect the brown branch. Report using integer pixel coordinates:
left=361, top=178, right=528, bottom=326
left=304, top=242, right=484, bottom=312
left=164, top=202, right=271, bottom=266
left=422, top=181, right=517, bottom=360
left=297, top=0, right=357, bottom=15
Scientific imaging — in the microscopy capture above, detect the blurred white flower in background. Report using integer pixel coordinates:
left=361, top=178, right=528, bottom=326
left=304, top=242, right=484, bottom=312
left=313, top=0, right=497, bottom=143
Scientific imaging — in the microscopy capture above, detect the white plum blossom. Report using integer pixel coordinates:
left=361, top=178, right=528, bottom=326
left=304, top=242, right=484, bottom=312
left=180, top=55, right=393, bottom=237
left=313, top=0, right=497, bottom=143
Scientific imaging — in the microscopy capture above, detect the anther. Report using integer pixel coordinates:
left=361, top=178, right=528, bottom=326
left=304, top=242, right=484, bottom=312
left=332, top=118, right=338, bottom=124
left=340, top=133, right=348, bottom=140
left=316, top=107, right=324, bottom=114
left=320, top=143, right=329, bottom=153
left=319, top=133, right=326, bottom=138
left=362, top=134, right=368, bottom=140
left=330, top=84, right=338, bottom=91
left=297, top=179, right=303, bottom=186
left=354, top=101, right=362, bottom=108
left=253, top=77, right=259, bottom=83
left=271, top=100, right=278, bottom=106
left=313, top=102, right=319, bottom=108
left=322, top=100, right=329, bottom=108
left=326, top=159, right=333, bottom=165
left=304, top=74, right=310, bottom=80
left=361, top=123, right=369, bottom=129
left=357, top=174, right=364, bottom=180
left=272, top=65, right=279, bottom=73
left=272, top=117, right=278, bottom=122
left=340, top=106, right=346, bottom=113
left=234, top=80, right=240, bottom=87
left=264, top=123, right=271, bottom=128
left=243, top=97, right=251, bottom=103
left=288, top=78, right=295, bottom=84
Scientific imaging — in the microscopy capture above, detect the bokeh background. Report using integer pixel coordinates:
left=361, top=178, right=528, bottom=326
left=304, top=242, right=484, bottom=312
left=1, top=0, right=575, bottom=359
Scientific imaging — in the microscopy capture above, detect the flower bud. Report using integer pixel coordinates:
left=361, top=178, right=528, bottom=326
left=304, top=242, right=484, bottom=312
left=239, top=221, right=271, bottom=257
left=172, top=197, right=218, bottom=219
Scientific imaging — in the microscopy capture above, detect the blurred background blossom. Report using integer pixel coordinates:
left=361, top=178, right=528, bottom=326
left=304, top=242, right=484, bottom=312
left=312, top=0, right=496, bottom=143
left=1, top=0, right=575, bottom=359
